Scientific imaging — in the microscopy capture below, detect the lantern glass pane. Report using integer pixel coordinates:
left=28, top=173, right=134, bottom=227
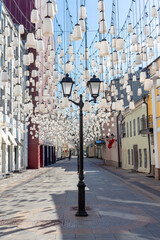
left=90, top=82, right=100, bottom=97
left=62, top=82, right=72, bottom=96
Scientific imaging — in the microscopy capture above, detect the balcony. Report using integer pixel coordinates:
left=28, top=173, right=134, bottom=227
left=140, top=115, right=153, bottom=134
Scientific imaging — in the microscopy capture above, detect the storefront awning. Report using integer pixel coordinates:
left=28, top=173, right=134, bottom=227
left=15, top=138, right=23, bottom=147
left=8, top=132, right=17, bottom=146
left=2, top=130, right=11, bottom=145
left=95, top=140, right=105, bottom=145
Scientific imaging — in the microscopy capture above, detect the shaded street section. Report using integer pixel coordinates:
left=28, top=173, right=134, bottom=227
left=0, top=158, right=160, bottom=240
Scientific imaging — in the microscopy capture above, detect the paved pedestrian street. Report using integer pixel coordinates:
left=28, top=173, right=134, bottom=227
left=0, top=158, right=160, bottom=240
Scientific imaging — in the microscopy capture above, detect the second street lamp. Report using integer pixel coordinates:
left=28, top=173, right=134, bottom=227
left=60, top=74, right=75, bottom=97
left=60, top=74, right=101, bottom=217
left=87, top=75, right=101, bottom=102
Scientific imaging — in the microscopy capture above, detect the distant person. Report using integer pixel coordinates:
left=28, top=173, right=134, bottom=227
left=69, top=149, right=72, bottom=160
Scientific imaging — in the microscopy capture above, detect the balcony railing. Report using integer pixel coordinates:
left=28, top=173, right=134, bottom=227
left=140, top=115, right=153, bottom=134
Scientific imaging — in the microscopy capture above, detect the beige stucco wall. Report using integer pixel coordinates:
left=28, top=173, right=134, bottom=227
left=122, top=99, right=150, bottom=173
left=102, top=117, right=119, bottom=167
left=88, top=141, right=96, bottom=157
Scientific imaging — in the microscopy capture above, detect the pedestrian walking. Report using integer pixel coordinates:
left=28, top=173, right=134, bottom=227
left=69, top=149, right=72, bottom=160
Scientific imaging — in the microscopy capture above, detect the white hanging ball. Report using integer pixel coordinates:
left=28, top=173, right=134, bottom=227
left=53, top=0, right=58, bottom=15
left=137, top=88, right=142, bottom=96
left=151, top=5, right=158, bottom=18
left=129, top=101, right=135, bottom=110
left=26, top=33, right=36, bottom=49
left=65, top=61, right=72, bottom=73
left=42, top=16, right=53, bottom=37
left=69, top=32, right=74, bottom=42
left=57, top=35, right=62, bottom=44
left=46, top=1, right=55, bottom=19
left=73, top=24, right=82, bottom=41
left=29, top=52, right=34, bottom=63
left=4, top=26, right=10, bottom=36
left=156, top=34, right=160, bottom=44
left=6, top=46, right=14, bottom=60
left=68, top=45, right=73, bottom=55
left=148, top=36, right=154, bottom=48
left=79, top=5, right=87, bottom=19
left=135, top=53, right=142, bottom=65
left=1, top=70, right=8, bottom=82
left=13, top=37, right=19, bottom=47
left=14, top=84, right=22, bottom=97
left=19, top=24, right=24, bottom=35
left=140, top=71, right=146, bottom=83
left=144, top=78, right=153, bottom=91
left=116, top=37, right=124, bottom=51
left=128, top=23, right=133, bottom=33
left=99, top=39, right=109, bottom=57
left=31, top=8, right=40, bottom=24
left=32, top=70, right=38, bottom=78
left=144, top=24, right=150, bottom=36
left=110, top=25, right=115, bottom=35
left=37, top=39, right=44, bottom=52
left=132, top=33, right=138, bottom=45
left=99, top=19, right=107, bottom=34
left=112, top=37, right=116, bottom=49
left=98, top=0, right=105, bottom=12
left=99, top=11, right=105, bottom=23
left=79, top=18, right=86, bottom=33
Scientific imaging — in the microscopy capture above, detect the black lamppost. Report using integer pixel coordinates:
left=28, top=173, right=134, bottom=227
left=61, top=74, right=101, bottom=217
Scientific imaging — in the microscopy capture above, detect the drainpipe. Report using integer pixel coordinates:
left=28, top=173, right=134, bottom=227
left=143, top=96, right=151, bottom=174
left=117, top=111, right=121, bottom=168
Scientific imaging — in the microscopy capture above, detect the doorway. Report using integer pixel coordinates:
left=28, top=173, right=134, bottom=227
left=8, top=146, right=11, bottom=172
left=133, top=145, right=138, bottom=170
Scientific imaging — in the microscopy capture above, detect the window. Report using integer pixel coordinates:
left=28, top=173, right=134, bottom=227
left=122, top=122, right=126, bottom=137
left=144, top=149, right=147, bottom=168
left=131, top=149, right=134, bottom=165
left=128, top=149, right=130, bottom=164
left=133, top=119, right=136, bottom=136
left=137, top=117, right=140, bottom=135
left=139, top=149, right=142, bottom=167
left=127, top=122, right=129, bottom=137
left=142, top=114, right=146, bottom=130
left=130, top=121, right=132, bottom=137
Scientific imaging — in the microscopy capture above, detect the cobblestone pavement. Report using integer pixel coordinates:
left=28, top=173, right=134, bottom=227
left=0, top=158, right=160, bottom=240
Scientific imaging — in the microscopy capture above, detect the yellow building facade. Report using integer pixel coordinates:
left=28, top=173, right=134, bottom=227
left=121, top=99, right=150, bottom=173
left=148, top=58, right=160, bottom=179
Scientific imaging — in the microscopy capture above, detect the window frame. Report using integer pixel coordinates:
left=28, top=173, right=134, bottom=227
left=144, top=148, right=147, bottom=168
left=128, top=149, right=130, bottom=165
left=139, top=149, right=142, bottom=167
left=133, top=119, right=136, bottom=136
left=130, top=121, right=132, bottom=137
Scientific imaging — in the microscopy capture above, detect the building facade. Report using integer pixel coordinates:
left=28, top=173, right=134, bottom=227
left=121, top=99, right=150, bottom=173
left=4, top=0, right=56, bottom=169
left=0, top=3, right=28, bottom=177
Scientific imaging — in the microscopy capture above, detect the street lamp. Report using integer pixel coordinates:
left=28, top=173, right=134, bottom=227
left=60, top=74, right=75, bottom=98
left=61, top=74, right=101, bottom=217
left=87, top=75, right=101, bottom=103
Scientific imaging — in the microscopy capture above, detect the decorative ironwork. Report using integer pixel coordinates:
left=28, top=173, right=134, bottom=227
left=140, top=115, right=153, bottom=134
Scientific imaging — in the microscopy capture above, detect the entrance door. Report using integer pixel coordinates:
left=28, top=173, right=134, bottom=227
left=45, top=146, right=47, bottom=166
left=49, top=146, right=51, bottom=165
left=8, top=146, right=11, bottom=172
left=133, top=145, right=138, bottom=170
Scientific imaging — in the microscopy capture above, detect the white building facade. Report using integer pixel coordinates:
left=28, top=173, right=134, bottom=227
left=0, top=4, right=28, bottom=177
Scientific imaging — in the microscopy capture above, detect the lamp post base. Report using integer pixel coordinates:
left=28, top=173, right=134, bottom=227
left=75, top=180, right=88, bottom=217
left=75, top=210, right=88, bottom=217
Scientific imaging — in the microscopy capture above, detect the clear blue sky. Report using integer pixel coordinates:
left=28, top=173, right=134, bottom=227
left=56, top=0, right=132, bottom=48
